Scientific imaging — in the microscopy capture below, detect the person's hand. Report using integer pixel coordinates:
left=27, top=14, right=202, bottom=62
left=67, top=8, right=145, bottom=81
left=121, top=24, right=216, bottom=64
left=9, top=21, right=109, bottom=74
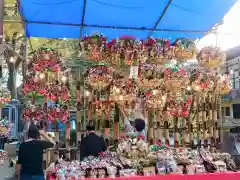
left=39, top=130, right=46, bottom=136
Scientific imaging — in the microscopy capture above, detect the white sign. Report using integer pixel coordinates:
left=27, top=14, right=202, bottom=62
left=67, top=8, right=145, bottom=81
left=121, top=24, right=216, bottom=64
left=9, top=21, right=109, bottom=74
left=129, top=66, right=138, bottom=79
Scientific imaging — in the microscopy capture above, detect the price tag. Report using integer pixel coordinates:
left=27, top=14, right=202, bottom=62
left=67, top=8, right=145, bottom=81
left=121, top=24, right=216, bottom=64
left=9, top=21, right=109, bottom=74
left=129, top=66, right=138, bottom=79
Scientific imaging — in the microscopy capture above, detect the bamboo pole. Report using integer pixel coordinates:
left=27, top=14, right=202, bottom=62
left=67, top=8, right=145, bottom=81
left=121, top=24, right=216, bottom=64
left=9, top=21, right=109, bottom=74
left=76, top=82, right=81, bottom=160
left=202, top=94, right=207, bottom=146
left=188, top=95, right=194, bottom=148
left=182, top=117, right=187, bottom=147
left=208, top=94, right=213, bottom=145
left=114, top=104, right=120, bottom=142
left=174, top=117, right=179, bottom=148
left=213, top=91, right=218, bottom=144
left=153, top=109, right=157, bottom=144
left=156, top=109, right=162, bottom=144
left=65, top=120, right=71, bottom=160
left=148, top=109, right=153, bottom=144
left=95, top=91, right=100, bottom=135
left=44, top=73, right=50, bottom=167
left=163, top=107, right=169, bottom=146
left=196, top=94, right=201, bottom=146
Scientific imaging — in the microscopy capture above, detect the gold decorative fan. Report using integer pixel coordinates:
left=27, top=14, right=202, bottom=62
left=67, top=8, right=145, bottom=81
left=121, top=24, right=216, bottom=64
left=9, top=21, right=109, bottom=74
left=197, top=46, right=225, bottom=69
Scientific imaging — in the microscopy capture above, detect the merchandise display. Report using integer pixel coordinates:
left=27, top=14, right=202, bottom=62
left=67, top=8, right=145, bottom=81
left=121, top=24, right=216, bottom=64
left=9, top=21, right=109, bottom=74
left=0, top=117, right=12, bottom=137
left=49, top=135, right=237, bottom=179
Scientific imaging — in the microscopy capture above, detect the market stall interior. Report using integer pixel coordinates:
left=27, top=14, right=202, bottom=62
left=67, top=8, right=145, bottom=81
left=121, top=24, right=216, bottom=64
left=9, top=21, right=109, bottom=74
left=20, top=35, right=235, bottom=178
left=2, top=0, right=240, bottom=179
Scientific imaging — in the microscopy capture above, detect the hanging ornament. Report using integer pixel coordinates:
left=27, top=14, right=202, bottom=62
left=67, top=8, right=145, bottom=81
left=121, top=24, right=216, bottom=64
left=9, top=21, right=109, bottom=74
left=144, top=89, right=167, bottom=109
left=81, top=33, right=107, bottom=61
left=23, top=75, right=41, bottom=95
left=30, top=48, right=62, bottom=72
left=0, top=88, right=11, bottom=105
left=167, top=92, right=192, bottom=117
left=110, top=79, right=137, bottom=106
left=191, top=74, right=214, bottom=94
left=48, top=105, right=69, bottom=123
left=136, top=64, right=163, bottom=90
left=93, top=100, right=115, bottom=118
left=44, top=84, right=70, bottom=102
left=22, top=105, right=45, bottom=121
left=85, top=65, right=113, bottom=91
left=150, top=38, right=173, bottom=65
left=164, top=67, right=189, bottom=92
left=197, top=46, right=225, bottom=69
left=219, top=74, right=231, bottom=96
left=173, top=38, right=196, bottom=63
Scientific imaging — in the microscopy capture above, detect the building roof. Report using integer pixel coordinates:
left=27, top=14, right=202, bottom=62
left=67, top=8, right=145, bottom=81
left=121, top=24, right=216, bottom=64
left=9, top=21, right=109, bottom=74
left=226, top=46, right=240, bottom=61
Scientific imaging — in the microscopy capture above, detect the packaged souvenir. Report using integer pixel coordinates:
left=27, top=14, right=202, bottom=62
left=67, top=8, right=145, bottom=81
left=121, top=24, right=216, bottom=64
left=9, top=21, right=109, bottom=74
left=97, top=169, right=106, bottom=178
left=176, top=165, right=184, bottom=174
left=143, top=166, right=155, bottom=176
left=107, top=166, right=117, bottom=178
left=165, top=156, right=177, bottom=174
left=186, top=165, right=195, bottom=174
left=119, top=169, right=137, bottom=177
left=195, top=165, right=205, bottom=174
left=213, top=161, right=227, bottom=172
left=156, top=160, right=166, bottom=174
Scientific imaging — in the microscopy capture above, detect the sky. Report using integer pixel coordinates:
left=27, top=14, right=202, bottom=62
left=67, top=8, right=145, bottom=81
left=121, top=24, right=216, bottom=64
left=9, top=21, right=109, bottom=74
left=196, top=0, right=240, bottom=51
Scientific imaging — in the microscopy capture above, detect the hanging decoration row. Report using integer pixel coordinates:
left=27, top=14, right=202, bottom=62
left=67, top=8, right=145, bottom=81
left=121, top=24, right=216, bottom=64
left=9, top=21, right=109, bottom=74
left=84, top=64, right=231, bottom=118
left=80, top=33, right=225, bottom=69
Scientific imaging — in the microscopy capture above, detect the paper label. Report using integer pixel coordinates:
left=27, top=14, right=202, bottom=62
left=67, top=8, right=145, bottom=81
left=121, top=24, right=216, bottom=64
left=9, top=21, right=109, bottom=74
left=129, top=66, right=138, bottom=79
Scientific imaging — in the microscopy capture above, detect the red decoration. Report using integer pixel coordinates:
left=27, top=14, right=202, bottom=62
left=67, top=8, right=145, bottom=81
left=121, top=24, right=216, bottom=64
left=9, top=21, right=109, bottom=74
left=51, top=96, right=57, bottom=102
left=23, top=75, right=41, bottom=94
left=145, top=91, right=151, bottom=97
left=30, top=48, right=62, bottom=72
left=39, top=89, right=46, bottom=95
left=44, top=84, right=70, bottom=102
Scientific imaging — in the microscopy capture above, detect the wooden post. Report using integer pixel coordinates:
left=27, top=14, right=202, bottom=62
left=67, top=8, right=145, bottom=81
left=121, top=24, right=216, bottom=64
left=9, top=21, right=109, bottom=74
left=156, top=110, right=162, bottom=144
left=114, top=104, right=120, bottom=141
left=213, top=90, right=218, bottom=147
left=153, top=109, right=157, bottom=144
left=182, top=117, right=187, bottom=147
left=188, top=95, right=194, bottom=148
left=44, top=92, right=50, bottom=166
left=163, top=107, right=169, bottom=146
left=196, top=94, right=201, bottom=147
left=174, top=117, right=179, bottom=148
left=202, top=94, right=207, bottom=146
left=208, top=94, right=213, bottom=144
left=76, top=82, right=81, bottom=160
left=147, top=109, right=153, bottom=144
left=65, top=120, right=71, bottom=160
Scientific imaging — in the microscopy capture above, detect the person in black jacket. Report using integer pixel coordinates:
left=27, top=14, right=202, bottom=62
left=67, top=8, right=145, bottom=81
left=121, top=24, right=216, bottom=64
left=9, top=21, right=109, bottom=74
left=16, top=122, right=55, bottom=180
left=80, top=123, right=106, bottom=160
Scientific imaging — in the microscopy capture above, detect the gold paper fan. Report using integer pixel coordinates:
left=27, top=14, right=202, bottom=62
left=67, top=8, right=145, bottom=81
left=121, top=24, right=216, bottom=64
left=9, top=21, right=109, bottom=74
left=197, top=47, right=225, bottom=69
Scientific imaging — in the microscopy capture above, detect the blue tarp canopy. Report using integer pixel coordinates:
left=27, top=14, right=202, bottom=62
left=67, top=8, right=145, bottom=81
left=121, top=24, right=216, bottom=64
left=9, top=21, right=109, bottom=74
left=20, top=0, right=237, bottom=39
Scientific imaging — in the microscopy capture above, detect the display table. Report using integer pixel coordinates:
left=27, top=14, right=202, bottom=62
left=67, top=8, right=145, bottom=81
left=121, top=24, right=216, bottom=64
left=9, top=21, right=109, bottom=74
left=48, top=172, right=240, bottom=180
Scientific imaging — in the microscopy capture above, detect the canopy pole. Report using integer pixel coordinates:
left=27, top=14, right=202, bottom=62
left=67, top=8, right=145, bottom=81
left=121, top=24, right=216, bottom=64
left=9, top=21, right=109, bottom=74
left=148, top=0, right=172, bottom=38
left=17, top=0, right=34, bottom=54
left=0, top=0, right=4, bottom=79
left=11, top=20, right=212, bottom=34
left=79, top=0, right=87, bottom=40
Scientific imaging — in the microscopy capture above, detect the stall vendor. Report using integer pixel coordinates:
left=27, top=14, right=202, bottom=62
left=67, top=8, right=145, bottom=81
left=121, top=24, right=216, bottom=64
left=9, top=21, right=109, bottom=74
left=120, top=106, right=148, bottom=140
left=80, top=122, right=107, bottom=160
